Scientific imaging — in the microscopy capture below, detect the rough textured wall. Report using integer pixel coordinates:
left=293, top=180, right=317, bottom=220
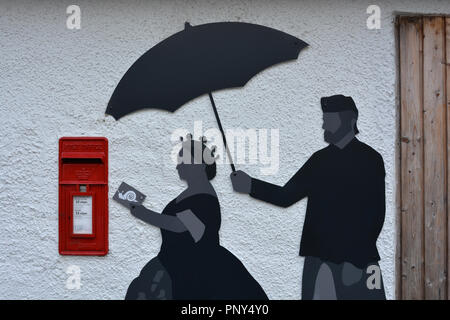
left=1, top=0, right=450, bottom=300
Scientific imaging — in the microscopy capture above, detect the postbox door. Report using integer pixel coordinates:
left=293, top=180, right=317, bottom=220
left=59, top=137, right=108, bottom=256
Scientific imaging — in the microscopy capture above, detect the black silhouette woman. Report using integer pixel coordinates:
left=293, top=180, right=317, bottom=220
left=125, top=135, right=268, bottom=300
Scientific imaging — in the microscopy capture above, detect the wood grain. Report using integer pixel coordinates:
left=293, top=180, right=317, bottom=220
left=399, top=16, right=425, bottom=300
left=423, top=16, right=447, bottom=300
left=446, top=17, right=450, bottom=300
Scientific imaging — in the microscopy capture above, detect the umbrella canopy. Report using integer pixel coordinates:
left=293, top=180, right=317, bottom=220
left=106, top=22, right=307, bottom=119
left=106, top=22, right=308, bottom=171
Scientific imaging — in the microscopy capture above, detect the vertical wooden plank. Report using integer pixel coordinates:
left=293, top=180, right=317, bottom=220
left=446, top=17, right=450, bottom=300
left=395, top=17, right=402, bottom=299
left=423, top=16, right=447, bottom=300
left=396, top=17, right=405, bottom=299
left=396, top=18, right=403, bottom=296
left=399, top=16, right=425, bottom=300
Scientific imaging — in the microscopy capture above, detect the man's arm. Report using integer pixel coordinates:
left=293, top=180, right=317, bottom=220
left=369, top=155, right=386, bottom=240
left=231, top=155, right=315, bottom=208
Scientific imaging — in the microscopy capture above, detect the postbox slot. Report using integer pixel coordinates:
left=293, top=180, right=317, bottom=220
left=60, top=154, right=106, bottom=183
left=62, top=158, right=103, bottom=164
left=61, top=152, right=105, bottom=160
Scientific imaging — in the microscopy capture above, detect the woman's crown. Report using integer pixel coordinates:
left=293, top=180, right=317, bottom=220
left=180, top=133, right=218, bottom=159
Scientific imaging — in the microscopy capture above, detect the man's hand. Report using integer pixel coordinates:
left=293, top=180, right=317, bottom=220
left=230, top=170, right=252, bottom=194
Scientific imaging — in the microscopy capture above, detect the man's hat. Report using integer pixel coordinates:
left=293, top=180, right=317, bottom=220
left=321, top=95, right=358, bottom=114
left=321, top=95, right=359, bottom=134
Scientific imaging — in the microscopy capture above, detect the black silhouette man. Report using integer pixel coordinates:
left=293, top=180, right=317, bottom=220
left=231, top=95, right=386, bottom=300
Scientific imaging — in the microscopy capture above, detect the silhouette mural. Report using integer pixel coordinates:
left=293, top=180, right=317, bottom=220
left=122, top=136, right=267, bottom=300
left=107, top=21, right=386, bottom=300
left=106, top=21, right=308, bottom=171
left=107, top=21, right=306, bottom=300
left=231, top=95, right=386, bottom=300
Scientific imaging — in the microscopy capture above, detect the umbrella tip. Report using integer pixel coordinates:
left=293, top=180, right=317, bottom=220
left=184, top=21, right=192, bottom=30
left=105, top=106, right=120, bottom=121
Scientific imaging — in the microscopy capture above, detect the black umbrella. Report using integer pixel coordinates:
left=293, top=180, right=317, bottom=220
left=106, top=22, right=308, bottom=171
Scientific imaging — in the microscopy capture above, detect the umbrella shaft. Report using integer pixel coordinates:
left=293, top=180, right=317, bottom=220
left=208, top=92, right=236, bottom=172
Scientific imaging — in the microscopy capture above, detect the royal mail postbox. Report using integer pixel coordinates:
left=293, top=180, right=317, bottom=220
left=59, top=137, right=108, bottom=255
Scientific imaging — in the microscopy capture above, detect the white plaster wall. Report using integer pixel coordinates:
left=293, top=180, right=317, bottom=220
left=1, top=0, right=450, bottom=300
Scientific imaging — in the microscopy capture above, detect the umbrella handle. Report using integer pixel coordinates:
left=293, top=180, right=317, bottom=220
left=208, top=92, right=236, bottom=172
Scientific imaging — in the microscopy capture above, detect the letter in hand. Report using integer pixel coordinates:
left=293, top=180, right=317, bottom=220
left=230, top=170, right=252, bottom=194
left=113, top=182, right=146, bottom=209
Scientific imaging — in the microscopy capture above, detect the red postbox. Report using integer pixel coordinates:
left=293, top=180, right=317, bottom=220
left=59, top=137, right=108, bottom=256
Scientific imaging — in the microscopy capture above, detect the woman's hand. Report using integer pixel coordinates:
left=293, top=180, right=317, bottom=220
left=130, top=204, right=141, bottom=217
